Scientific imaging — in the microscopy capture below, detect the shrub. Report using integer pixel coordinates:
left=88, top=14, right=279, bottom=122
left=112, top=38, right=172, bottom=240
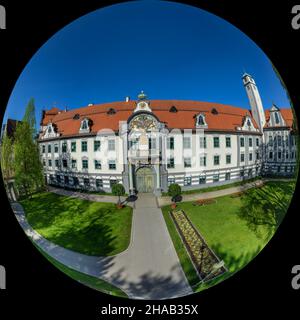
left=112, top=183, right=125, bottom=206
left=168, top=183, right=182, bottom=202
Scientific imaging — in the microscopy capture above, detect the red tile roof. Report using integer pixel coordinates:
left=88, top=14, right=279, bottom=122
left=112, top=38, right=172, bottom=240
left=40, top=100, right=294, bottom=138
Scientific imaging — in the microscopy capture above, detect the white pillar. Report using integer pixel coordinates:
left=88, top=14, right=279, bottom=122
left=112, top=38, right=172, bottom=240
left=156, top=164, right=160, bottom=189
left=129, top=162, right=134, bottom=194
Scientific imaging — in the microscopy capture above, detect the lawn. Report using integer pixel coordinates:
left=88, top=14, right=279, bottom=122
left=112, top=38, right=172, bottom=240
left=162, top=181, right=295, bottom=292
left=34, top=243, right=127, bottom=297
left=21, top=192, right=133, bottom=256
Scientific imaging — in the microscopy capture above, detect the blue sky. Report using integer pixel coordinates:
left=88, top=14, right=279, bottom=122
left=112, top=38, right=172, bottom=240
left=3, top=0, right=291, bottom=125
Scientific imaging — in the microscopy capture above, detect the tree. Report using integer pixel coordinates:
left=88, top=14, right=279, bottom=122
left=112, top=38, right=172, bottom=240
left=112, top=184, right=125, bottom=208
left=23, top=98, right=36, bottom=136
left=13, top=99, right=44, bottom=197
left=168, top=183, right=182, bottom=208
left=0, top=132, right=14, bottom=184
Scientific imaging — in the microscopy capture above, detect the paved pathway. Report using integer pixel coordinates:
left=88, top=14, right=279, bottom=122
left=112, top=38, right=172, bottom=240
left=12, top=193, right=192, bottom=300
left=157, top=179, right=265, bottom=207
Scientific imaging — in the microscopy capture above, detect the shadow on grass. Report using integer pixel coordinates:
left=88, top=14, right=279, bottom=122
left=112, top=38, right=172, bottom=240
left=237, top=181, right=295, bottom=240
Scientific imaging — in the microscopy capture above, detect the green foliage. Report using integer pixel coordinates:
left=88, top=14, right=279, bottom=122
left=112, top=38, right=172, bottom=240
left=13, top=121, right=44, bottom=196
left=168, top=183, right=182, bottom=199
left=112, top=183, right=126, bottom=204
left=0, top=132, right=14, bottom=181
left=23, top=98, right=36, bottom=135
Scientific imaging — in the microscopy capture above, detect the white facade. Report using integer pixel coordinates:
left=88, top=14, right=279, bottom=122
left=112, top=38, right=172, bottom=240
left=38, top=75, right=297, bottom=195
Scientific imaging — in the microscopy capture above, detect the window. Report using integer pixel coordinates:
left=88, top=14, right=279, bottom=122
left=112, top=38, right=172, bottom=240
left=278, top=151, right=282, bottom=159
left=94, top=160, right=101, bottom=170
left=183, top=137, right=191, bottom=149
left=42, top=145, right=45, bottom=153
left=110, top=179, right=117, bottom=188
left=184, top=157, right=191, bottom=168
left=108, top=139, right=115, bottom=151
left=167, top=157, right=175, bottom=169
left=240, top=170, right=244, bottom=178
left=184, top=176, right=192, bottom=186
left=200, top=156, right=206, bottom=167
left=213, top=137, right=220, bottom=148
left=71, top=141, right=76, bottom=152
left=214, top=155, right=220, bottom=165
left=64, top=176, right=69, bottom=185
left=96, top=179, right=103, bottom=188
left=109, top=160, right=116, bottom=170
left=54, top=144, right=58, bottom=153
left=81, top=141, right=87, bottom=152
left=62, top=159, right=68, bottom=168
left=197, top=114, right=206, bottom=126
left=269, top=136, right=273, bottom=146
left=62, top=142, right=67, bottom=153
left=148, top=137, right=156, bottom=150
left=256, top=138, right=259, bottom=147
left=42, top=159, right=46, bottom=166
left=274, top=112, right=280, bottom=124
left=94, top=140, right=101, bottom=152
left=71, top=159, right=77, bottom=169
left=269, top=151, right=273, bottom=159
left=249, top=138, right=252, bottom=147
left=199, top=176, right=206, bottom=184
left=48, top=144, right=51, bottom=153
left=167, top=137, right=174, bottom=150
left=256, top=151, right=260, bottom=160
left=199, top=136, right=207, bottom=149
left=225, top=172, right=231, bottom=181
left=73, top=177, right=79, bottom=186
left=82, top=159, right=88, bottom=169
left=226, top=137, right=231, bottom=148
left=84, top=178, right=90, bottom=187
left=240, top=153, right=245, bottom=162
left=278, top=136, right=282, bottom=147
left=226, top=155, right=231, bottom=164
left=286, top=152, right=289, bottom=159
left=240, top=137, right=245, bottom=147
left=55, top=159, right=59, bottom=168
left=213, top=174, right=219, bottom=182
left=80, top=119, right=89, bottom=131
left=249, top=153, right=253, bottom=161
left=56, top=175, right=61, bottom=183
left=168, top=177, right=175, bottom=185
left=48, top=159, right=52, bottom=167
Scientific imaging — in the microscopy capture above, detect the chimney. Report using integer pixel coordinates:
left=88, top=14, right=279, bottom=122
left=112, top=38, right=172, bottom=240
left=88, top=103, right=94, bottom=107
left=125, top=96, right=130, bottom=102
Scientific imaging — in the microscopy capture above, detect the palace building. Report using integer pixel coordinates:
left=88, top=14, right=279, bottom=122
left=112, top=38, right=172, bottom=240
left=38, top=74, right=297, bottom=195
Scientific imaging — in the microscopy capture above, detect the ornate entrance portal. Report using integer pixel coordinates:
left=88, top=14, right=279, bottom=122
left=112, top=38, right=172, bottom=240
left=136, top=167, right=155, bottom=193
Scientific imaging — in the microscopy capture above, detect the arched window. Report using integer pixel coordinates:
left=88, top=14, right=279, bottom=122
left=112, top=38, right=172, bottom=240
left=80, top=118, right=90, bottom=132
left=274, top=112, right=280, bottom=124
left=196, top=114, right=207, bottom=128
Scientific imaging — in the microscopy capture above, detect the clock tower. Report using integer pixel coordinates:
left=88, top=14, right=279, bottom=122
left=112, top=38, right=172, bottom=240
left=134, top=90, right=152, bottom=113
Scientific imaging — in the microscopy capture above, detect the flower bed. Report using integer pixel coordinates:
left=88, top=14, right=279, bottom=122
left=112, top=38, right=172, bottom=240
left=192, top=198, right=216, bottom=206
left=170, top=209, right=227, bottom=281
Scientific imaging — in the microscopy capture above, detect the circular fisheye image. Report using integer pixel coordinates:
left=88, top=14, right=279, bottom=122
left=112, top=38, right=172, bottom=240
left=0, top=1, right=298, bottom=299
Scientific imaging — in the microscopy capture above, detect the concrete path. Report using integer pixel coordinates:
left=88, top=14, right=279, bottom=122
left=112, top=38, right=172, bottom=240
left=157, top=179, right=265, bottom=207
left=12, top=193, right=192, bottom=300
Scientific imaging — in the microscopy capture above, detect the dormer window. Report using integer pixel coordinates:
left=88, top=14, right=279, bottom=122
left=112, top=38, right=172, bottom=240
left=169, top=106, right=178, bottom=113
left=247, top=119, right=251, bottom=127
left=196, top=114, right=207, bottom=128
left=73, top=113, right=80, bottom=120
left=107, top=108, right=116, bottom=115
left=47, top=124, right=53, bottom=133
left=80, top=118, right=90, bottom=132
left=211, top=108, right=218, bottom=115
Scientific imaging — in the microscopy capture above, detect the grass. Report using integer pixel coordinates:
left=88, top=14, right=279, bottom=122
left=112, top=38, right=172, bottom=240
left=162, top=181, right=295, bottom=292
left=162, top=177, right=261, bottom=196
left=34, top=243, right=127, bottom=297
left=21, top=192, right=133, bottom=256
